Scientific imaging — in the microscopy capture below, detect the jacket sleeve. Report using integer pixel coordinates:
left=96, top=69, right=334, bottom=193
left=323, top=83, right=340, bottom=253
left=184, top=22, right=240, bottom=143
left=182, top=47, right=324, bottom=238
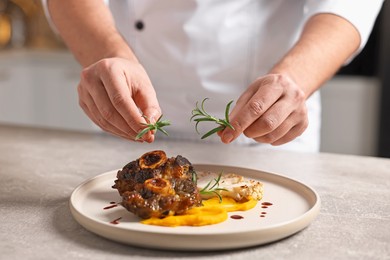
left=304, top=0, right=384, bottom=53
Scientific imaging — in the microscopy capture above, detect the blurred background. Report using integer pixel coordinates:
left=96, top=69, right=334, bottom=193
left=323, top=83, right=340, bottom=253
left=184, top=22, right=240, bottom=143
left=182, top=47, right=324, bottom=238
left=0, top=0, right=389, bottom=157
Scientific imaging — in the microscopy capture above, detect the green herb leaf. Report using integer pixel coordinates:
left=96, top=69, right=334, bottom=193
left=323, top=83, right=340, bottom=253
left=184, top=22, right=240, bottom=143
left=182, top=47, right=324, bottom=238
left=199, top=171, right=228, bottom=203
left=191, top=169, right=197, bottom=185
left=135, top=114, right=171, bottom=140
left=191, top=98, right=235, bottom=139
left=201, top=126, right=225, bottom=139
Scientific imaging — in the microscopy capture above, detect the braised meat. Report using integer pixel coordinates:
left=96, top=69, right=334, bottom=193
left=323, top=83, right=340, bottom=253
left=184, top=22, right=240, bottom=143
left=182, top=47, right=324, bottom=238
left=112, top=150, right=202, bottom=219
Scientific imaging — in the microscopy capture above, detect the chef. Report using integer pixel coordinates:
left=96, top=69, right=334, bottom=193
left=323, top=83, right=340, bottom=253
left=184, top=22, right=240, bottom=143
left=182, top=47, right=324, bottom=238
left=43, top=0, right=383, bottom=152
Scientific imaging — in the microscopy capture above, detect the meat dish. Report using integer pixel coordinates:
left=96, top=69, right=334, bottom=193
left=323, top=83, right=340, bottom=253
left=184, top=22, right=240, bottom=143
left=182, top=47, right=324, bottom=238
left=112, top=150, right=202, bottom=219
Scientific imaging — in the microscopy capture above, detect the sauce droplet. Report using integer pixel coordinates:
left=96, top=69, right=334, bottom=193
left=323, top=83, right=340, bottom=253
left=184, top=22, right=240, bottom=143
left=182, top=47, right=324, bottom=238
left=110, top=217, right=122, bottom=225
left=260, top=215, right=266, bottom=218
left=230, top=215, right=244, bottom=219
left=261, top=202, right=273, bottom=206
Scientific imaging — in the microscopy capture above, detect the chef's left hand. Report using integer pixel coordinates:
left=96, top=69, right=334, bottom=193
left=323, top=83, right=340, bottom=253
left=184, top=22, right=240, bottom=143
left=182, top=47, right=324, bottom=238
left=220, top=74, right=308, bottom=146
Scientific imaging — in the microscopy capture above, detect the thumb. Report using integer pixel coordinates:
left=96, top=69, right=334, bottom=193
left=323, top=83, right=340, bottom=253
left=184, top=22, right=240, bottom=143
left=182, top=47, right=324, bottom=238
left=136, top=90, right=161, bottom=124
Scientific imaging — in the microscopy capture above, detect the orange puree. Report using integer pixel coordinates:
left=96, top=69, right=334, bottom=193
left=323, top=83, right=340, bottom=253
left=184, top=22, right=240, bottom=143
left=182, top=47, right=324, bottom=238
left=141, top=197, right=257, bottom=227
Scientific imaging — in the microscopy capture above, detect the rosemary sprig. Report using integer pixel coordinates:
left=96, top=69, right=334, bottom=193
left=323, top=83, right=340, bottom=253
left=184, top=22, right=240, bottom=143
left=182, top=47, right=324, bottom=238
left=135, top=114, right=170, bottom=140
left=190, top=98, right=235, bottom=139
left=199, top=172, right=227, bottom=202
left=191, top=169, right=197, bottom=185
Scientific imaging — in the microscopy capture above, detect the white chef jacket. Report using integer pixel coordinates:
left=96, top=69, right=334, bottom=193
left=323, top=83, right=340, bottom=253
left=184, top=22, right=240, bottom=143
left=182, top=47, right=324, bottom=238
left=43, top=0, right=383, bottom=152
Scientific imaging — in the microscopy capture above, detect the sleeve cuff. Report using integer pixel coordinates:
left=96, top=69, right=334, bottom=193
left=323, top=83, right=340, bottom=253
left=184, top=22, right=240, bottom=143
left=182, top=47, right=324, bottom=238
left=41, top=0, right=60, bottom=35
left=304, top=0, right=384, bottom=52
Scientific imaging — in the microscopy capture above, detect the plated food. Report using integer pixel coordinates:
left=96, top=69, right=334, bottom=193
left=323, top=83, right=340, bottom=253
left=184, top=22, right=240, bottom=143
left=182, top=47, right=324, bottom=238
left=112, top=150, right=264, bottom=226
left=70, top=162, right=320, bottom=249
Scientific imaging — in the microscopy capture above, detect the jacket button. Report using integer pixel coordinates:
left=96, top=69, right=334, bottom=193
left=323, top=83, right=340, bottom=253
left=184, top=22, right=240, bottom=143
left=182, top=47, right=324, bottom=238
left=135, top=20, right=144, bottom=31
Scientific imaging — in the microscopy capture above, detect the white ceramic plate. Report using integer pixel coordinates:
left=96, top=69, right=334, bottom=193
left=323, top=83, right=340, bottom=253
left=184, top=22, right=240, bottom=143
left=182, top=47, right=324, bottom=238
left=70, top=164, right=320, bottom=251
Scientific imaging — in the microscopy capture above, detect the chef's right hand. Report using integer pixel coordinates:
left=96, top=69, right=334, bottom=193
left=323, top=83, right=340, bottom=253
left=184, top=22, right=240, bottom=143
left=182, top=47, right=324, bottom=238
left=77, top=57, right=161, bottom=143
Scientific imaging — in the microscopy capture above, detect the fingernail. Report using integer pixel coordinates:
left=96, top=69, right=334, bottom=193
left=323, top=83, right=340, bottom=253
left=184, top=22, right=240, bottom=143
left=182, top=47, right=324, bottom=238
left=223, top=132, right=234, bottom=143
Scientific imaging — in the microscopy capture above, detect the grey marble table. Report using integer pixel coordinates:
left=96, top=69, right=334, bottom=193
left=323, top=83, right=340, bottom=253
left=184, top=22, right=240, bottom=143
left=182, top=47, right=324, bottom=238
left=1, top=125, right=389, bottom=260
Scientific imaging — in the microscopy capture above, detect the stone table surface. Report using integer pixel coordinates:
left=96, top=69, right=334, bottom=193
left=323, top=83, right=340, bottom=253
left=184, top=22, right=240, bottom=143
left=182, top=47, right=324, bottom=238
left=0, top=125, right=389, bottom=260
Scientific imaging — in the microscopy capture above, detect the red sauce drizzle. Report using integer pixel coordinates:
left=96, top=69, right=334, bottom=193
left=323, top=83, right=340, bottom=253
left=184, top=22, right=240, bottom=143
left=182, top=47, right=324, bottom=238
left=260, top=215, right=266, bottom=218
left=230, top=215, right=244, bottom=220
left=110, top=217, right=122, bottom=225
left=109, top=201, right=117, bottom=204
left=103, top=204, right=118, bottom=210
left=261, top=212, right=267, bottom=214
left=261, top=206, right=268, bottom=209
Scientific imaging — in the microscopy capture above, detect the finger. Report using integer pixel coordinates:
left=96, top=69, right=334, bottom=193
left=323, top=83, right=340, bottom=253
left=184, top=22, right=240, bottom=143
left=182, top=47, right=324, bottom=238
left=132, top=86, right=161, bottom=143
left=252, top=110, right=308, bottom=144
left=78, top=89, right=139, bottom=141
left=98, top=64, right=156, bottom=141
left=83, top=100, right=136, bottom=141
left=231, top=75, right=282, bottom=115
left=97, top=66, right=144, bottom=127
left=221, top=82, right=284, bottom=144
left=127, top=70, right=161, bottom=124
left=78, top=83, right=112, bottom=134
left=269, top=120, right=308, bottom=146
left=80, top=71, right=140, bottom=139
left=243, top=95, right=297, bottom=138
left=136, top=96, right=161, bottom=125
